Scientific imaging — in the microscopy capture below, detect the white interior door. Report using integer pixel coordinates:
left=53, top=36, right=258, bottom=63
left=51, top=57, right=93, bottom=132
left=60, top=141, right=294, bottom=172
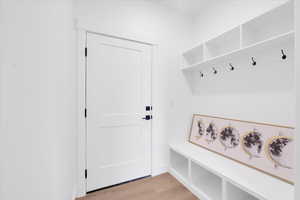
left=86, top=33, right=152, bottom=192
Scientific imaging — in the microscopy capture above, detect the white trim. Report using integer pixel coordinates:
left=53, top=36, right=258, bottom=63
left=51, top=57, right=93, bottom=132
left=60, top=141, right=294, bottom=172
left=76, top=19, right=158, bottom=45
left=72, top=186, right=78, bottom=200
left=152, top=166, right=168, bottom=177
left=77, top=29, right=87, bottom=198
left=76, top=27, right=157, bottom=198
left=150, top=44, right=158, bottom=178
left=86, top=31, right=153, bottom=46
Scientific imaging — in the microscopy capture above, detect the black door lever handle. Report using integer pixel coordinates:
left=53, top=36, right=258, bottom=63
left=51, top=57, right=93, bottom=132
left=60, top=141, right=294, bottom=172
left=142, top=115, right=152, bottom=120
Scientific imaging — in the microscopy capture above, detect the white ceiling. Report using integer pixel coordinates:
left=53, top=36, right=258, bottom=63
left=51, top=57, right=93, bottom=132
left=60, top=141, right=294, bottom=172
left=146, top=0, right=215, bottom=16
left=146, top=0, right=288, bottom=16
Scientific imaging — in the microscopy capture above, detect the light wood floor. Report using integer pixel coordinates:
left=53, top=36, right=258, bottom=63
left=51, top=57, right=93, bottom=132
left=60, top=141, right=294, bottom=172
left=77, top=173, right=198, bottom=200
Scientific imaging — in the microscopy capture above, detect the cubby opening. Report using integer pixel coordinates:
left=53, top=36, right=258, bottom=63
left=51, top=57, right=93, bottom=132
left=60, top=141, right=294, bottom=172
left=170, top=149, right=189, bottom=180
left=242, top=1, right=294, bottom=47
left=204, top=26, right=240, bottom=59
left=190, top=31, right=294, bottom=95
left=191, top=161, right=222, bottom=200
left=182, top=45, right=204, bottom=67
left=226, top=182, right=259, bottom=200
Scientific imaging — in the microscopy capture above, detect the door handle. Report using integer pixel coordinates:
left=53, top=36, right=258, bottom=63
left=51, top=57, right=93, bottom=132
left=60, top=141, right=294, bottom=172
left=142, top=115, right=152, bottom=120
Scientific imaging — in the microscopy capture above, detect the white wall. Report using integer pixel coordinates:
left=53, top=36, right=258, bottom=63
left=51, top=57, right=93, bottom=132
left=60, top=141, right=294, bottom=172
left=295, top=0, right=299, bottom=199
left=193, top=0, right=289, bottom=43
left=172, top=0, right=296, bottom=143
left=74, top=0, right=194, bottom=196
left=0, top=1, right=77, bottom=200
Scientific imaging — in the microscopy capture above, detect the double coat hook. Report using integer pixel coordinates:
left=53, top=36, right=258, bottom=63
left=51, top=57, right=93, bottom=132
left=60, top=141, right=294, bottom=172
left=251, top=57, right=257, bottom=66
left=213, top=67, right=218, bottom=74
left=229, top=63, right=234, bottom=71
left=281, top=49, right=287, bottom=60
left=200, top=71, right=204, bottom=77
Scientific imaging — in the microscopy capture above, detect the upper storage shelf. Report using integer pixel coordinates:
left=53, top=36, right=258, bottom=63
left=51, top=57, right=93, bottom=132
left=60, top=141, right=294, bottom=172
left=182, top=45, right=204, bottom=67
left=183, top=31, right=294, bottom=73
left=242, top=1, right=294, bottom=47
left=182, top=0, right=294, bottom=70
left=204, top=26, right=241, bottom=60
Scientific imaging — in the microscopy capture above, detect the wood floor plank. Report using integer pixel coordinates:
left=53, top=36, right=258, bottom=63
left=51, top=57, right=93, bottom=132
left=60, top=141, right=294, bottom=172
left=77, top=173, right=198, bottom=200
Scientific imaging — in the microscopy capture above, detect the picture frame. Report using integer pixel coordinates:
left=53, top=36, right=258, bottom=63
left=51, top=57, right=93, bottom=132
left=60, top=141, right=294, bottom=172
left=188, top=114, right=295, bottom=184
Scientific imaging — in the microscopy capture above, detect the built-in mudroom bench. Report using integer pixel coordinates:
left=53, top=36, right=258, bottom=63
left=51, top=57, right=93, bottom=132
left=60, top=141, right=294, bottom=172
left=169, top=142, right=294, bottom=200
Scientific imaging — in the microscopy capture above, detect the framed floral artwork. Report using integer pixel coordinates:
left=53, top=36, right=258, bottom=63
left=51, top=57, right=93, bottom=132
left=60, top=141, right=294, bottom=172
left=189, top=114, right=294, bottom=184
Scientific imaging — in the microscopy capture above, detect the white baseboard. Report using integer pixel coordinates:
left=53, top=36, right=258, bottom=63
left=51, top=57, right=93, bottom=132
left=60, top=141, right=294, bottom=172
left=72, top=186, right=78, bottom=200
left=74, top=166, right=168, bottom=199
left=152, top=165, right=168, bottom=177
left=76, top=190, right=86, bottom=199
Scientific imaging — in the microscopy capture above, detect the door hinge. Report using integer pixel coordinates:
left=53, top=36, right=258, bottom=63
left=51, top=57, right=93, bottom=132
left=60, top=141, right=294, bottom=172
left=85, top=47, right=87, bottom=57
left=85, top=169, right=87, bottom=179
left=85, top=108, right=87, bottom=118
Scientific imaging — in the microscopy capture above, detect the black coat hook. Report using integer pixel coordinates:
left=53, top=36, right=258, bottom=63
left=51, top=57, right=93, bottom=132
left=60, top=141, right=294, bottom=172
left=213, top=67, right=217, bottom=74
left=200, top=71, right=204, bottom=77
left=229, top=63, right=234, bottom=71
left=281, top=49, right=287, bottom=60
left=251, top=57, right=257, bottom=66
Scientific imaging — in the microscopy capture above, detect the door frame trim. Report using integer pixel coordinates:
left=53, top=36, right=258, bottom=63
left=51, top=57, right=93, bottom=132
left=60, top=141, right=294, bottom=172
left=76, top=28, right=156, bottom=198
